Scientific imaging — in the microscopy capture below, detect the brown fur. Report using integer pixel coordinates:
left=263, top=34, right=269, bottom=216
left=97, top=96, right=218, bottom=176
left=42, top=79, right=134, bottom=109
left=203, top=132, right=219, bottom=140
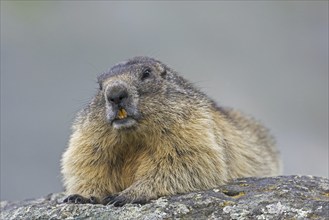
left=61, top=56, right=281, bottom=205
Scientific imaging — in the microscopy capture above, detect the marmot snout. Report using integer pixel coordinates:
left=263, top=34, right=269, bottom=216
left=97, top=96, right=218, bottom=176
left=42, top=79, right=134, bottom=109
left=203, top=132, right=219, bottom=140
left=104, top=81, right=140, bottom=129
left=61, top=56, right=281, bottom=206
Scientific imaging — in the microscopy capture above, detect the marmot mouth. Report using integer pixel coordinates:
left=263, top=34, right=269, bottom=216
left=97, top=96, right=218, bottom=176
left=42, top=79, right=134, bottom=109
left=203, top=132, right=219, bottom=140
left=112, top=117, right=137, bottom=129
left=112, top=108, right=137, bottom=129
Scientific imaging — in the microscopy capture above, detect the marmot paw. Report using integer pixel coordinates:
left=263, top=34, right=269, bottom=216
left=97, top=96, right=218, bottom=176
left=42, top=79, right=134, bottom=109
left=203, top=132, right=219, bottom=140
left=63, top=194, right=98, bottom=204
left=103, top=194, right=147, bottom=207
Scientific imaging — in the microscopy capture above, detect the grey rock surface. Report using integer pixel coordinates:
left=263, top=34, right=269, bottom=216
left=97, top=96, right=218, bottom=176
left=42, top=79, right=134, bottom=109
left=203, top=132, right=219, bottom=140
left=1, top=175, right=328, bottom=220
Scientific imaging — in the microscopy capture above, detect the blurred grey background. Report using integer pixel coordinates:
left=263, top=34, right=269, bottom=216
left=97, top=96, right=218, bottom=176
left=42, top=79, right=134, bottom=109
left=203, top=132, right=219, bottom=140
left=1, top=1, right=328, bottom=201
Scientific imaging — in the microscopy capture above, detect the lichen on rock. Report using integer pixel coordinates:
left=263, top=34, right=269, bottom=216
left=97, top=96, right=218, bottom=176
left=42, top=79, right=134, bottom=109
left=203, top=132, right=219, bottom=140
left=1, top=176, right=328, bottom=219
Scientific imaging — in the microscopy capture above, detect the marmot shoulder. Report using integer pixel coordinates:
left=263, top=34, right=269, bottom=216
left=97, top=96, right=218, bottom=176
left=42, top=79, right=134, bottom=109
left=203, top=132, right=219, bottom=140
left=61, top=56, right=281, bottom=206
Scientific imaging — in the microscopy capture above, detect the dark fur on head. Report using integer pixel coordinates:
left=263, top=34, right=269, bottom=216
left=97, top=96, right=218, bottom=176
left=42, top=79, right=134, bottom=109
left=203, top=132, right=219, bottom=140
left=86, top=56, right=210, bottom=131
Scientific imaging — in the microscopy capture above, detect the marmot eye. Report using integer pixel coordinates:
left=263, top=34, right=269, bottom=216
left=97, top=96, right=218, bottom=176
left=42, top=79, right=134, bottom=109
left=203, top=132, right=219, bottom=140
left=141, top=68, right=152, bottom=80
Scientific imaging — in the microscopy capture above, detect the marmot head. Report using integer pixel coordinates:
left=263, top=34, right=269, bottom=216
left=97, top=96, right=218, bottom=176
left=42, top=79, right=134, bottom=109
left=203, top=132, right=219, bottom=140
left=95, top=56, right=208, bottom=130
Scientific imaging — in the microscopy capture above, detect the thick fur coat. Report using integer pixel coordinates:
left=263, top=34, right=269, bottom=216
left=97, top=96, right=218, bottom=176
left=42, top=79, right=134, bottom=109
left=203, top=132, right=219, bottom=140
left=61, top=57, right=281, bottom=206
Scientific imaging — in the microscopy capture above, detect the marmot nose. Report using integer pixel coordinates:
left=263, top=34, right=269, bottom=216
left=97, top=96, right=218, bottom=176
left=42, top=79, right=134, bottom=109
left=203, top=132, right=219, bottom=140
left=106, top=85, right=129, bottom=105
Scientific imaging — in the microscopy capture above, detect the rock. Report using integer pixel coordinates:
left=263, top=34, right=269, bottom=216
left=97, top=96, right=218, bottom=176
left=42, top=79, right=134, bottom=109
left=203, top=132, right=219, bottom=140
left=1, top=175, right=328, bottom=220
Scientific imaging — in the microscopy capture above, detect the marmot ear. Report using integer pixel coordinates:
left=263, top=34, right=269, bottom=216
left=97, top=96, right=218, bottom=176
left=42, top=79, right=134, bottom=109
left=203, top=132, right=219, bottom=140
left=161, top=69, right=167, bottom=79
left=155, top=62, right=167, bottom=79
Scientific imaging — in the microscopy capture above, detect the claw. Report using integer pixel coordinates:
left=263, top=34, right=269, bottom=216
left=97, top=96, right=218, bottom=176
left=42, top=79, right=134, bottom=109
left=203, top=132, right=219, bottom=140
left=102, top=194, right=149, bottom=206
left=111, top=196, right=128, bottom=207
left=89, top=196, right=99, bottom=204
left=103, top=194, right=128, bottom=207
left=63, top=194, right=87, bottom=204
left=63, top=194, right=98, bottom=204
left=102, top=194, right=119, bottom=205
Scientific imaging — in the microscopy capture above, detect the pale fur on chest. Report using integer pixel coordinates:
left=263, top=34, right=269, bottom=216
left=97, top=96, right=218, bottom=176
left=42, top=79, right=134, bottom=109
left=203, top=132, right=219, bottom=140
left=61, top=110, right=229, bottom=199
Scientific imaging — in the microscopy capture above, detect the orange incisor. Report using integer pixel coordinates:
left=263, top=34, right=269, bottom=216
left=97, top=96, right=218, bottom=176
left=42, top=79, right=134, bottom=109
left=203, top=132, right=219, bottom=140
left=117, top=108, right=127, bottom=119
